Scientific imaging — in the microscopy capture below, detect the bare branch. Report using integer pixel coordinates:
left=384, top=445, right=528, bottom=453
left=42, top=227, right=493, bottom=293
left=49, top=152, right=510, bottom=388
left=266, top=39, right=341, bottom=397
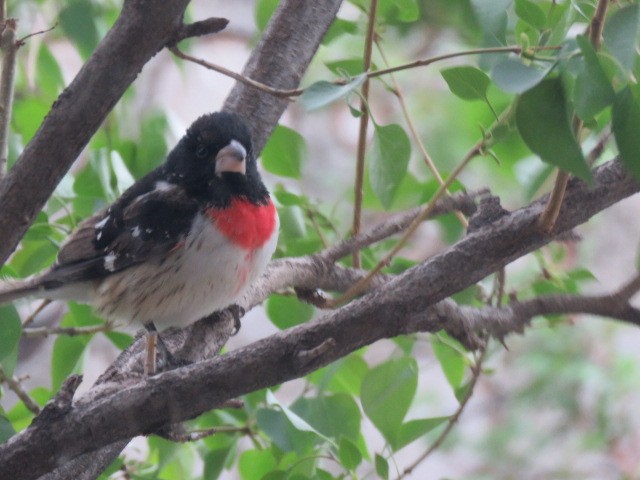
left=0, top=365, right=40, bottom=414
left=351, top=0, right=379, bottom=268
left=1, top=160, right=637, bottom=480
left=169, top=17, right=229, bottom=44
left=0, top=0, right=193, bottom=266
left=0, top=18, right=17, bottom=179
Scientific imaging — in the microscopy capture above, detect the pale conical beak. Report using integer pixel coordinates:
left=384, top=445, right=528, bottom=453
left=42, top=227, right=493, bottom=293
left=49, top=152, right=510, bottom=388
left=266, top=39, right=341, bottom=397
left=215, top=140, right=247, bottom=176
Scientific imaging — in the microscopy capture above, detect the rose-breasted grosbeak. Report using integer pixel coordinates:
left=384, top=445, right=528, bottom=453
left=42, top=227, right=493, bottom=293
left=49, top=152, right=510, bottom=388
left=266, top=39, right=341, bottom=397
left=0, top=111, right=279, bottom=372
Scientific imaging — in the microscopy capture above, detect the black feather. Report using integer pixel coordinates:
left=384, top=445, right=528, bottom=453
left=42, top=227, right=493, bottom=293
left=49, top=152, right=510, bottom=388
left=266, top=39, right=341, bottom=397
left=38, top=111, right=269, bottom=288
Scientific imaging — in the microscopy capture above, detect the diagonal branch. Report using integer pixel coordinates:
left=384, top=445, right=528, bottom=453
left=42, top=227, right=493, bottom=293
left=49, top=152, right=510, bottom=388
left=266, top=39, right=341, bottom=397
left=0, top=0, right=195, bottom=266
left=1, top=159, right=638, bottom=480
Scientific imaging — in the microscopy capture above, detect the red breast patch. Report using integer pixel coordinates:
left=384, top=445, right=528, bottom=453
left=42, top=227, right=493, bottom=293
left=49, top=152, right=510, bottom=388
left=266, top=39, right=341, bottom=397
left=207, top=198, right=277, bottom=250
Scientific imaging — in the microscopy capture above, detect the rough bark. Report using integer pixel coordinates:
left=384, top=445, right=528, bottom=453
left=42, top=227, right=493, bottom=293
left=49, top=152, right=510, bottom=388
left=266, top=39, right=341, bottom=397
left=1, top=159, right=638, bottom=480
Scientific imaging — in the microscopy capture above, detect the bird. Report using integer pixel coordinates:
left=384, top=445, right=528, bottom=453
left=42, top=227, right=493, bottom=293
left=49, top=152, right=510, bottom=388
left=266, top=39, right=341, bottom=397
left=0, top=111, right=279, bottom=373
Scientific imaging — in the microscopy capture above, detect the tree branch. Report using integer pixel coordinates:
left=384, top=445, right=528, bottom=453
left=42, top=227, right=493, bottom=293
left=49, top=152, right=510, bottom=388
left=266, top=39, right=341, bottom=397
left=0, top=0, right=195, bottom=266
left=1, top=159, right=638, bottom=480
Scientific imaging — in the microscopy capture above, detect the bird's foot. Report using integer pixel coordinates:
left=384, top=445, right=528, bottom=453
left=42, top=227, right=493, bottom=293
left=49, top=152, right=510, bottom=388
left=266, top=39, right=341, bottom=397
left=228, top=304, right=245, bottom=335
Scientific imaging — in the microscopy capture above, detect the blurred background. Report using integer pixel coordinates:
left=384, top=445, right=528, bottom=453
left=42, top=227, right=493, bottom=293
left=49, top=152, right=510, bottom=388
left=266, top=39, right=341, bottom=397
left=2, top=0, right=640, bottom=479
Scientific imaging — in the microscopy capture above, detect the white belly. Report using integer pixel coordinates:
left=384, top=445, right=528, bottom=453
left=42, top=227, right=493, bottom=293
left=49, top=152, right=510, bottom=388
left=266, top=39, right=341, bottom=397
left=94, top=212, right=278, bottom=330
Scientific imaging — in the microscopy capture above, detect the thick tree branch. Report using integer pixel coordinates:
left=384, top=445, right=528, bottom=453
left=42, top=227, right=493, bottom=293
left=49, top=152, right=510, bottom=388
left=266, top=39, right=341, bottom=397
left=2, top=159, right=638, bottom=480
left=0, top=0, right=195, bottom=266
left=16, top=2, right=345, bottom=478
left=223, top=0, right=343, bottom=153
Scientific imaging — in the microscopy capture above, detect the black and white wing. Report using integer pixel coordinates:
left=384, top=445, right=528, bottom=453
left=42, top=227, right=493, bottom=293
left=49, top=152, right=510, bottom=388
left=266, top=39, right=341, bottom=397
left=42, top=182, right=198, bottom=288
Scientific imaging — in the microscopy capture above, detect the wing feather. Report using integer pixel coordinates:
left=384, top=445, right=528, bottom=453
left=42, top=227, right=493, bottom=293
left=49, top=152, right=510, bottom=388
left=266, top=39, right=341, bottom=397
left=45, top=184, right=198, bottom=285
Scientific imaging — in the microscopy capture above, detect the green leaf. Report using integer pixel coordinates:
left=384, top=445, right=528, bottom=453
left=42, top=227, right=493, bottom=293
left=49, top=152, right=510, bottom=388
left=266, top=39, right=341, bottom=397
left=266, top=294, right=314, bottom=329
left=515, top=78, right=591, bottom=181
left=0, top=305, right=21, bottom=374
left=612, top=85, right=640, bottom=180
left=471, top=0, right=511, bottom=39
left=255, top=0, right=279, bottom=31
left=324, top=58, right=370, bottom=77
left=379, top=0, right=420, bottom=23
left=603, top=4, right=640, bottom=72
left=514, top=0, right=546, bottom=30
left=51, top=336, right=87, bottom=391
left=432, top=337, right=466, bottom=390
left=7, top=387, right=50, bottom=431
left=109, top=151, right=135, bottom=196
left=132, top=114, right=169, bottom=177
left=441, top=66, right=490, bottom=101
left=239, top=449, right=277, bottom=480
left=369, top=123, right=411, bottom=210
left=395, top=416, right=449, bottom=450
left=0, top=411, right=15, bottom=443
left=204, top=447, right=233, bottom=480
left=255, top=408, right=317, bottom=455
left=266, top=390, right=336, bottom=446
left=574, top=36, right=615, bottom=120
left=59, top=0, right=99, bottom=59
left=322, top=18, right=358, bottom=44
left=37, top=44, right=64, bottom=99
left=361, top=357, right=418, bottom=445
left=13, top=98, right=49, bottom=144
left=492, top=58, right=553, bottom=94
left=322, top=354, right=369, bottom=396
left=375, top=454, right=389, bottom=479
left=10, top=241, right=58, bottom=277
left=301, top=75, right=366, bottom=111
left=103, top=331, right=133, bottom=350
left=292, top=394, right=361, bottom=442
left=338, top=437, right=362, bottom=470
left=261, top=126, right=306, bottom=179
left=277, top=206, right=307, bottom=239
left=273, top=187, right=306, bottom=206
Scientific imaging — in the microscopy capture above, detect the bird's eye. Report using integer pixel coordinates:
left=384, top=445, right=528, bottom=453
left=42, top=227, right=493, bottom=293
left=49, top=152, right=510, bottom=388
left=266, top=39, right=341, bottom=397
left=196, top=146, right=208, bottom=159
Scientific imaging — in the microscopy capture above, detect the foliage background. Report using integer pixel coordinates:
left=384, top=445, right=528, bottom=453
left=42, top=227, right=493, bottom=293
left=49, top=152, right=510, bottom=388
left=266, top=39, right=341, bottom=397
left=1, top=0, right=640, bottom=479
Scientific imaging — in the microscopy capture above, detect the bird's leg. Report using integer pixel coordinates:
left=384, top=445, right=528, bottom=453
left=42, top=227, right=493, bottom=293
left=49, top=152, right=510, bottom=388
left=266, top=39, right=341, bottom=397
left=144, top=323, right=158, bottom=376
left=144, top=322, right=191, bottom=374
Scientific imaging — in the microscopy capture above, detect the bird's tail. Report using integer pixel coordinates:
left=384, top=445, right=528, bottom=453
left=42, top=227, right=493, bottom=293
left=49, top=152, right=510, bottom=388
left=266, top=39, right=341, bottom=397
left=0, top=277, right=44, bottom=304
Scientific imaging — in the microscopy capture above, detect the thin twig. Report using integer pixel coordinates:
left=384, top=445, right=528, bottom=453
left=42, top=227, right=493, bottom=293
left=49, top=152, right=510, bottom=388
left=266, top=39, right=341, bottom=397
left=366, top=45, right=560, bottom=80
left=320, top=190, right=480, bottom=264
left=0, top=17, right=17, bottom=178
left=21, top=300, right=52, bottom=328
left=328, top=142, right=484, bottom=307
left=17, top=23, right=57, bottom=45
left=0, top=365, right=40, bottom=414
left=376, top=39, right=468, bottom=228
left=169, top=46, right=303, bottom=97
left=397, top=345, right=488, bottom=479
left=171, top=45, right=560, bottom=100
left=22, top=323, right=112, bottom=338
left=351, top=0, right=378, bottom=268
left=538, top=0, right=609, bottom=233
